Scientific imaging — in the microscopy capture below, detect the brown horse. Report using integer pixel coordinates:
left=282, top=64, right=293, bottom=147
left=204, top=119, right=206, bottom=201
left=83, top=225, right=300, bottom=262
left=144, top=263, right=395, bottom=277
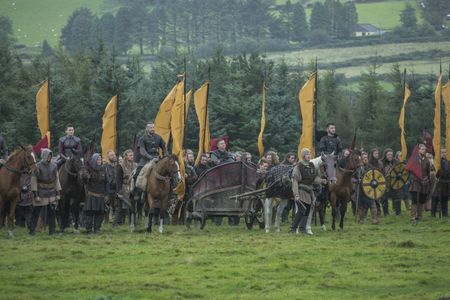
left=145, top=155, right=180, bottom=233
left=58, top=153, right=88, bottom=233
left=328, top=150, right=362, bottom=230
left=0, top=145, right=38, bottom=237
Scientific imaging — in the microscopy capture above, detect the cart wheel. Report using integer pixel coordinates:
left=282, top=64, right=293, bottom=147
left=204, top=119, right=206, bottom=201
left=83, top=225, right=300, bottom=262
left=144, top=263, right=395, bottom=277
left=255, top=198, right=265, bottom=229
left=245, top=198, right=265, bottom=230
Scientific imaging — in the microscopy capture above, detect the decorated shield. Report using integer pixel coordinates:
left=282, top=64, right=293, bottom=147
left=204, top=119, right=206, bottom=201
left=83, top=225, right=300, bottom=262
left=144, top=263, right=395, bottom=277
left=362, top=168, right=387, bottom=200
left=388, top=162, right=409, bottom=190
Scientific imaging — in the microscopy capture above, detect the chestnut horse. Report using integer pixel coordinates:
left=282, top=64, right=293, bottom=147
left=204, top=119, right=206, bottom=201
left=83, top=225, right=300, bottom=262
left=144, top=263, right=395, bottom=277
left=0, top=145, right=37, bottom=237
left=58, top=153, right=88, bottom=233
left=145, top=155, right=180, bottom=233
left=328, top=150, right=362, bottom=230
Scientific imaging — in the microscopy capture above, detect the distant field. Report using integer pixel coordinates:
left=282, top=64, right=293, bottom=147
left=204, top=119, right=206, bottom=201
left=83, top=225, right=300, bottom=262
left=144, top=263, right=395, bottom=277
left=1, top=0, right=422, bottom=48
left=1, top=212, right=450, bottom=299
left=267, top=41, right=450, bottom=78
left=0, top=0, right=106, bottom=47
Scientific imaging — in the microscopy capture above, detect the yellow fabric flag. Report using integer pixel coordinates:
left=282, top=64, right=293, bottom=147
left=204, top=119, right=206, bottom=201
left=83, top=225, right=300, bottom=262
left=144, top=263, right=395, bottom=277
left=101, top=95, right=118, bottom=159
left=399, top=84, right=411, bottom=161
left=36, top=80, right=50, bottom=147
left=171, top=80, right=186, bottom=200
left=155, top=84, right=177, bottom=145
left=258, top=83, right=267, bottom=158
left=185, top=89, right=192, bottom=120
left=298, top=72, right=316, bottom=159
left=194, top=82, right=211, bottom=165
left=433, top=75, right=442, bottom=172
left=443, top=81, right=450, bottom=158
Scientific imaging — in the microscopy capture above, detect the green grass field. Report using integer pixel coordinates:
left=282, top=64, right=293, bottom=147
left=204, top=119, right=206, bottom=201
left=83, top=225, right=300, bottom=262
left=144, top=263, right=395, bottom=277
left=1, top=211, right=450, bottom=299
left=0, top=0, right=106, bottom=47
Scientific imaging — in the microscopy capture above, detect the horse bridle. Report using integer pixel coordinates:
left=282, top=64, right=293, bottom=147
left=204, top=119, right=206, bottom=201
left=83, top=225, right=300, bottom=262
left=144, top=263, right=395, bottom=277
left=65, top=157, right=86, bottom=178
left=1, top=151, right=36, bottom=175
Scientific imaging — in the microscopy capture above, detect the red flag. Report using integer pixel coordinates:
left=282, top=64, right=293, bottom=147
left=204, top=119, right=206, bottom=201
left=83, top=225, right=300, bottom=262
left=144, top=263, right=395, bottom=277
left=33, top=134, right=49, bottom=155
left=423, top=129, right=434, bottom=155
left=210, top=135, right=230, bottom=151
left=405, top=144, right=421, bottom=179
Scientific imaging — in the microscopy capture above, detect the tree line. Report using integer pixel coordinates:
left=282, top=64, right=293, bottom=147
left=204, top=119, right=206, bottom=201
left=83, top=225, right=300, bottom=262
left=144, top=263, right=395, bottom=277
left=0, top=15, right=442, bottom=159
left=59, top=0, right=358, bottom=57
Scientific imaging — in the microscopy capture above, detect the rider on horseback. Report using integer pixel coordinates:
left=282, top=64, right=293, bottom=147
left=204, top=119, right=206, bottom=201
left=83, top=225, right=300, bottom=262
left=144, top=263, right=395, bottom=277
left=57, top=124, right=82, bottom=166
left=133, top=122, right=167, bottom=202
left=319, top=123, right=343, bottom=156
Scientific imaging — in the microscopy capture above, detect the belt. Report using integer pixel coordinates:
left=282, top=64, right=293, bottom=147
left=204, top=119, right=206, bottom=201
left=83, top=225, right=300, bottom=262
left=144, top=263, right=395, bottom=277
left=87, top=191, right=105, bottom=197
left=38, top=182, right=56, bottom=189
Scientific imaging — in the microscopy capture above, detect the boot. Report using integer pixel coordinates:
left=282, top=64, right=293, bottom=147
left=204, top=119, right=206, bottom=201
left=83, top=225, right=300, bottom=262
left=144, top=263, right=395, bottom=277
left=358, top=207, right=366, bottom=224
left=417, top=203, right=424, bottom=221
left=393, top=200, right=401, bottom=216
left=85, top=213, right=94, bottom=233
left=410, top=204, right=417, bottom=224
left=431, top=198, right=438, bottom=217
left=94, top=214, right=104, bottom=233
left=371, top=206, right=379, bottom=224
left=382, top=198, right=389, bottom=216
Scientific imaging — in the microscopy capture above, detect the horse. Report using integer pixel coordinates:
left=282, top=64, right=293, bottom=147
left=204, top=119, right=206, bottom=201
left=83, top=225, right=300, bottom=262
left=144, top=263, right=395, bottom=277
left=145, top=155, right=180, bottom=233
left=327, top=150, right=362, bottom=230
left=58, top=153, right=88, bottom=233
left=0, top=145, right=37, bottom=237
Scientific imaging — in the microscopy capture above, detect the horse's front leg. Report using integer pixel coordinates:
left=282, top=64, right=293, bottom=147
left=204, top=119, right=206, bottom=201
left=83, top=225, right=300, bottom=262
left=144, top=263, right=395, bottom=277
left=275, top=199, right=288, bottom=233
left=264, top=198, right=273, bottom=233
left=72, top=197, right=81, bottom=233
left=339, top=199, right=348, bottom=230
left=330, top=193, right=337, bottom=231
left=59, top=195, right=70, bottom=233
left=7, top=198, right=17, bottom=238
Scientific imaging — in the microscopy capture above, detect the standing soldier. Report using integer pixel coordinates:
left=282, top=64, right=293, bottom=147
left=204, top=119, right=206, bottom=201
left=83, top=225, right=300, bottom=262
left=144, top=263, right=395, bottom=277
left=290, top=148, right=324, bottom=234
left=85, top=153, right=109, bottom=234
left=408, top=144, right=431, bottom=225
left=133, top=122, right=167, bottom=202
left=58, top=124, right=82, bottom=161
left=105, top=150, right=119, bottom=224
left=358, top=152, right=379, bottom=224
left=29, top=149, right=61, bottom=235
left=115, top=149, right=136, bottom=227
left=0, top=133, right=9, bottom=164
left=380, top=148, right=404, bottom=215
left=432, top=148, right=450, bottom=218
left=319, top=123, right=343, bottom=155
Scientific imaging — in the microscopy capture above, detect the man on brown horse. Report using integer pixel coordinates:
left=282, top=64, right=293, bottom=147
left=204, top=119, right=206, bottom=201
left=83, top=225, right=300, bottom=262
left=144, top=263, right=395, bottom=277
left=319, top=123, right=343, bottom=155
left=134, top=122, right=167, bottom=205
left=29, top=149, right=61, bottom=236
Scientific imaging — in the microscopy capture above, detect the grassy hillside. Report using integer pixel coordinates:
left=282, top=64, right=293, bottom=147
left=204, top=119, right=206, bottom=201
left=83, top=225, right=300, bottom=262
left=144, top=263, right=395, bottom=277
left=1, top=212, right=449, bottom=299
left=267, top=41, right=450, bottom=78
left=1, top=0, right=421, bottom=48
left=0, top=0, right=107, bottom=47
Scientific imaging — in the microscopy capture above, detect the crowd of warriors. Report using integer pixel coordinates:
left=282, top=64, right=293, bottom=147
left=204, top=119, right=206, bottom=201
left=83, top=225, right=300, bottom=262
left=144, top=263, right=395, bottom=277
left=1, top=121, right=449, bottom=236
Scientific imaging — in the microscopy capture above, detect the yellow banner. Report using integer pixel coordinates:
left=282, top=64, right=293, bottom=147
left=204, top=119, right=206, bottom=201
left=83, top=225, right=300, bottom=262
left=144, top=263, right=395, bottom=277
left=443, top=81, right=450, bottom=158
left=258, top=83, right=266, bottom=158
left=433, top=75, right=442, bottom=171
left=298, top=72, right=316, bottom=159
left=171, top=80, right=186, bottom=200
left=155, top=84, right=177, bottom=145
left=101, top=95, right=118, bottom=158
left=36, top=80, right=50, bottom=147
left=194, top=82, right=211, bottom=165
left=399, top=84, right=411, bottom=161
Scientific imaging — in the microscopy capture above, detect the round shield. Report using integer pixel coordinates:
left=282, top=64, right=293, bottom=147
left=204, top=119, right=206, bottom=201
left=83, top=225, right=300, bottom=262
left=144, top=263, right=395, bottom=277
left=362, top=168, right=387, bottom=200
left=388, top=162, right=409, bottom=190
